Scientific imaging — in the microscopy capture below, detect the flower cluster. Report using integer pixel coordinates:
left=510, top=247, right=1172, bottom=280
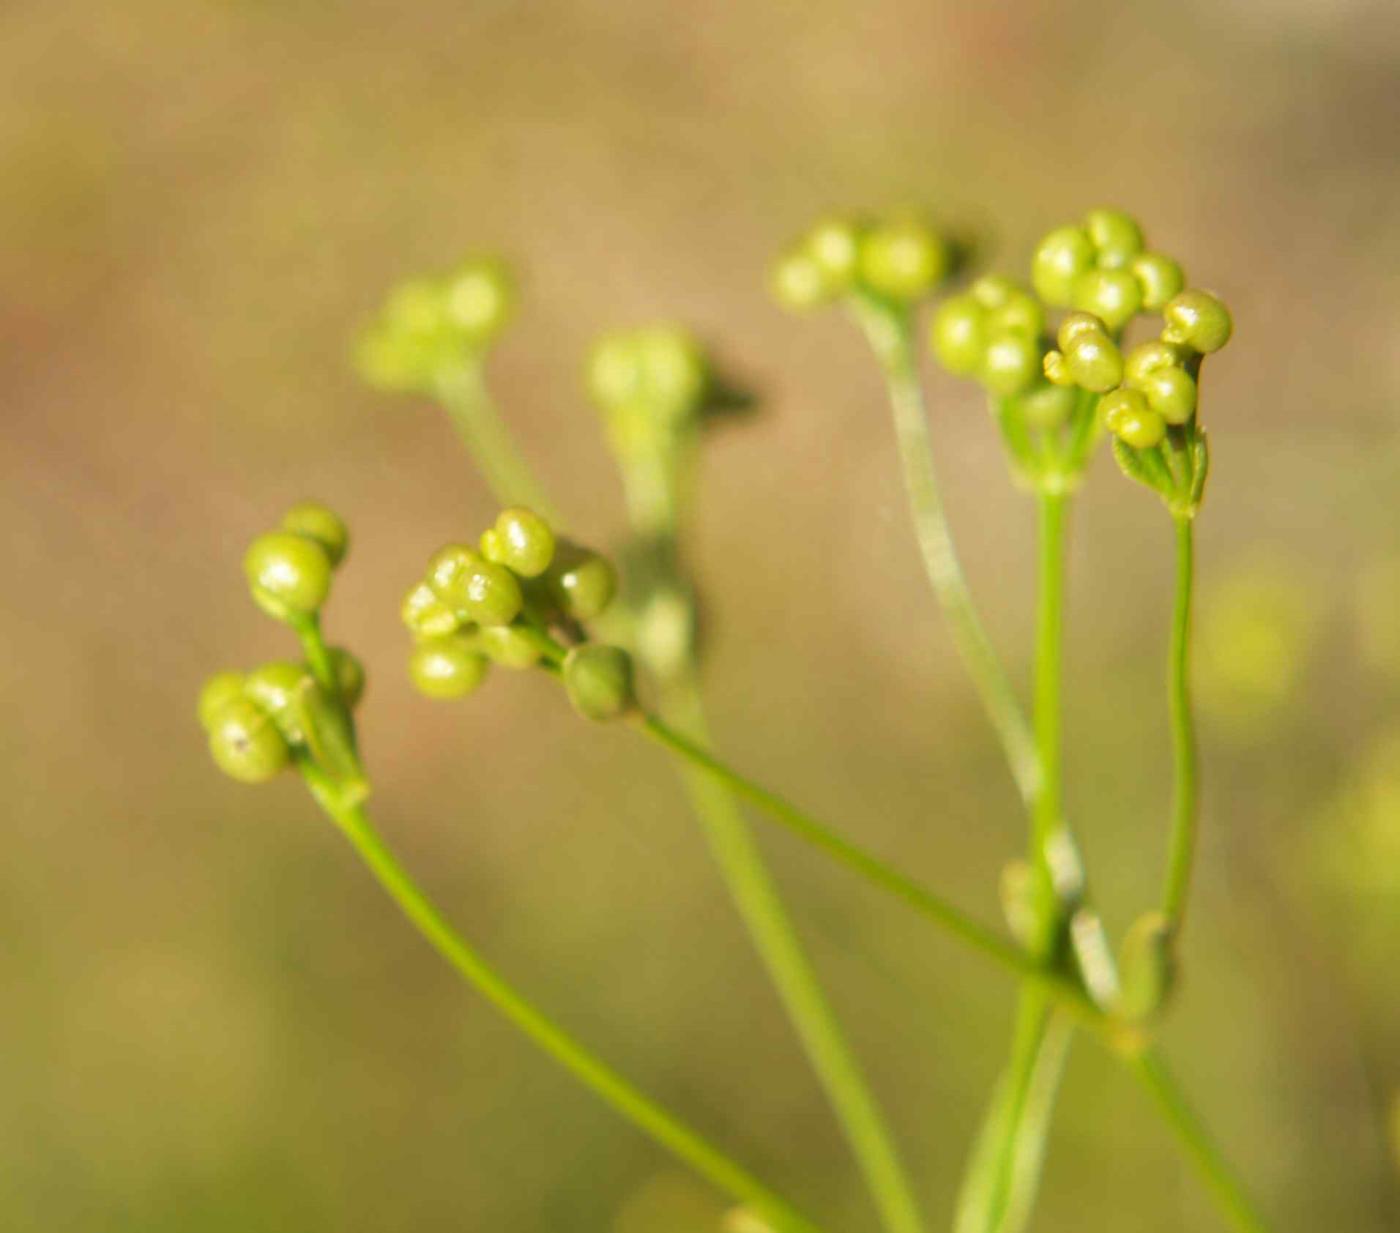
left=242, top=501, right=350, bottom=623
left=355, top=258, right=514, bottom=394
left=770, top=212, right=952, bottom=311
left=401, top=507, right=635, bottom=720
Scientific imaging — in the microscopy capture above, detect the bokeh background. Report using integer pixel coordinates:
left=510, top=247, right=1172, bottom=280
left=4, top=1, right=1399, bottom=1229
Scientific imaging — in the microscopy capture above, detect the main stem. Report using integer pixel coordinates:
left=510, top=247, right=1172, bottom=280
left=1032, top=492, right=1067, bottom=870
left=1160, top=517, right=1198, bottom=928
left=305, top=779, right=824, bottom=1233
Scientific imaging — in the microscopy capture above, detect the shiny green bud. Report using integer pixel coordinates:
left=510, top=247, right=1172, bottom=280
left=207, top=697, right=292, bottom=783
left=858, top=218, right=948, bottom=302
left=1042, top=350, right=1072, bottom=386
left=402, top=580, right=460, bottom=639
left=638, top=327, right=708, bottom=423
left=1063, top=332, right=1124, bottom=393
left=562, top=644, right=635, bottom=721
left=408, top=637, right=490, bottom=700
left=980, top=332, right=1041, bottom=397
left=328, top=646, right=366, bottom=706
left=492, top=507, right=555, bottom=578
left=587, top=333, right=645, bottom=406
left=1084, top=208, right=1144, bottom=269
left=1056, top=311, right=1108, bottom=351
left=1162, top=289, right=1233, bottom=353
left=243, top=660, right=309, bottom=740
left=1123, top=339, right=1188, bottom=387
left=927, top=297, right=986, bottom=376
left=280, top=502, right=349, bottom=567
left=770, top=249, right=833, bottom=312
left=1101, top=388, right=1165, bottom=449
left=806, top=217, right=863, bottom=288
left=547, top=541, right=618, bottom=622
left=1131, top=252, right=1185, bottom=311
left=1018, top=382, right=1078, bottom=431
left=426, top=544, right=524, bottom=626
left=1070, top=268, right=1143, bottom=333
left=478, top=624, right=544, bottom=669
left=441, top=258, right=513, bottom=343
left=969, top=274, right=1017, bottom=309
left=1142, top=365, right=1197, bottom=425
left=1031, top=226, right=1095, bottom=305
left=198, top=672, right=246, bottom=730
left=244, top=531, right=334, bottom=620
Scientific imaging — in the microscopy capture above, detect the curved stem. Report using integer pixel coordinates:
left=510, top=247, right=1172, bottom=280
left=1130, top=1049, right=1269, bottom=1233
left=301, top=772, right=824, bottom=1233
left=1160, top=517, right=1198, bottom=927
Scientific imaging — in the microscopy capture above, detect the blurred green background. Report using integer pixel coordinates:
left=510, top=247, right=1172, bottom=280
left=3, top=0, right=1399, bottom=1229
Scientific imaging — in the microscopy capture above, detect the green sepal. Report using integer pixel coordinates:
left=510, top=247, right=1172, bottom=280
left=293, top=679, right=368, bottom=804
left=1111, top=437, right=1175, bottom=501
left=1187, top=430, right=1210, bottom=509
left=1116, top=911, right=1177, bottom=1022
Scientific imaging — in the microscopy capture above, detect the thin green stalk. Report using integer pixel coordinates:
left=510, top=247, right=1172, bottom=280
left=1032, top=492, right=1067, bottom=864
left=300, top=770, right=824, bottom=1233
left=433, top=363, right=558, bottom=521
left=1130, top=1050, right=1269, bottom=1233
left=292, top=612, right=339, bottom=698
left=1160, top=516, right=1197, bottom=927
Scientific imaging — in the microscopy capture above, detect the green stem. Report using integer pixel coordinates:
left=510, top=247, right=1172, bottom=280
left=1160, top=517, right=1198, bottom=927
left=433, top=363, right=558, bottom=520
left=1129, top=1050, right=1269, bottom=1233
left=661, top=681, right=927, bottom=1233
left=292, top=613, right=339, bottom=699
left=301, top=771, right=824, bottom=1233
left=1032, top=492, right=1066, bottom=862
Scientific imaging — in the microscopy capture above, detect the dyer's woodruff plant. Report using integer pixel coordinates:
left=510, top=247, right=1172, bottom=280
left=198, top=207, right=1256, bottom=1233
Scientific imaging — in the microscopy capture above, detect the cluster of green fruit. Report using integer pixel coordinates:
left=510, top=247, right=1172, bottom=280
left=770, top=212, right=952, bottom=310
left=401, top=507, right=635, bottom=721
left=355, top=257, right=514, bottom=394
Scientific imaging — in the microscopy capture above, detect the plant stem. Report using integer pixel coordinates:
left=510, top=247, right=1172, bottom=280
left=433, top=363, right=558, bottom=521
left=1160, top=516, right=1198, bottom=928
left=292, top=613, right=340, bottom=699
left=301, top=771, right=824, bottom=1233
left=853, top=302, right=1040, bottom=810
left=1032, top=492, right=1067, bottom=870
left=1129, top=1049, right=1270, bottom=1233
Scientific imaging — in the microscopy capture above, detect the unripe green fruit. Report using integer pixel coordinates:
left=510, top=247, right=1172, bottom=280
left=928, top=297, right=986, bottom=376
left=980, top=332, right=1041, bottom=397
left=562, top=645, right=635, bottom=721
left=281, top=502, right=349, bottom=567
left=425, top=543, right=482, bottom=608
left=243, top=660, right=309, bottom=740
left=198, top=672, right=246, bottom=729
left=1063, top=332, right=1124, bottom=393
left=207, top=697, right=292, bottom=783
left=1070, top=268, right=1143, bottom=333
left=478, top=624, right=544, bottom=669
left=1018, top=383, right=1078, bottom=431
left=1031, top=226, right=1095, bottom=305
left=858, top=219, right=948, bottom=302
left=806, top=218, right=862, bottom=287
left=492, top=507, right=555, bottom=578
left=408, top=637, right=490, bottom=699
left=1162, top=290, right=1233, bottom=353
left=770, top=250, right=832, bottom=312
left=1131, top=252, right=1185, bottom=312
left=969, top=274, right=1017, bottom=309
left=426, top=545, right=524, bottom=625
left=547, top=542, right=618, bottom=622
left=1056, top=311, right=1108, bottom=352
left=244, top=531, right=333, bottom=620
left=1123, top=339, right=1188, bottom=387
left=1142, top=366, right=1197, bottom=425
left=442, top=258, right=513, bottom=343
left=329, top=646, right=366, bottom=706
left=1084, top=208, right=1144, bottom=269
left=1101, top=388, right=1165, bottom=449
left=402, top=581, right=460, bottom=639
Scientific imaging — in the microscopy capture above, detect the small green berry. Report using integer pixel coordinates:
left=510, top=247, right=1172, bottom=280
left=638, top=327, right=708, bottom=423
left=425, top=544, right=481, bottom=608
left=1142, top=366, right=1198, bottom=425
left=329, top=646, right=366, bottom=706
left=478, top=624, right=544, bottom=669
left=1162, top=290, right=1233, bottom=353
left=426, top=544, right=524, bottom=625
left=928, top=297, right=986, bottom=376
left=969, top=274, right=1016, bottom=310
left=547, top=541, right=618, bottom=622
left=806, top=217, right=863, bottom=288
left=1018, top=383, right=1078, bottom=431
left=408, top=637, right=490, bottom=700
left=207, top=697, right=292, bottom=783
left=1063, top=332, right=1124, bottom=393
left=243, top=660, right=309, bottom=739
left=1031, top=226, right=1095, bottom=305
left=858, top=218, right=948, bottom=303
left=1131, top=252, right=1185, bottom=312
left=562, top=644, right=635, bottom=721
left=1070, top=268, right=1143, bottom=333
left=1123, top=339, right=1188, bottom=387
left=770, top=249, right=833, bottom=312
left=280, top=502, right=349, bottom=567
left=980, top=332, right=1041, bottom=397
left=1084, top=208, right=1144, bottom=269
left=587, top=333, right=644, bottom=406
left=492, top=507, right=555, bottom=578
left=441, top=258, right=512, bottom=343
left=198, top=672, right=246, bottom=730
left=244, top=531, right=334, bottom=621
left=402, top=581, right=460, bottom=639
left=1101, top=388, right=1165, bottom=449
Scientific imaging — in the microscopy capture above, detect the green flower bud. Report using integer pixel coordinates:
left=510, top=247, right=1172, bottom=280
left=441, top=258, right=512, bottom=344
left=587, top=333, right=645, bottom=406
left=1063, top=332, right=1124, bottom=393
left=408, top=637, right=490, bottom=700
left=280, top=502, right=349, bottom=567
left=1101, top=388, right=1165, bottom=450
left=243, top=660, right=309, bottom=740
left=478, top=624, right=544, bottom=669
left=1042, top=350, right=1073, bottom=387
left=770, top=249, right=833, bottom=312
left=857, top=218, right=948, bottom=303
left=547, top=541, right=618, bottom=622
left=806, top=217, right=863, bottom=289
left=207, top=697, right=292, bottom=783
left=1123, top=339, right=1188, bottom=387
left=354, top=277, right=457, bottom=393
left=328, top=646, right=366, bottom=706
left=980, top=332, right=1041, bottom=397
left=562, top=644, right=635, bottom=721
left=402, top=580, right=460, bottom=639
left=1070, top=268, right=1143, bottom=333
left=1141, top=365, right=1198, bottom=425
left=492, top=507, right=555, bottom=578
left=1031, top=226, right=1095, bottom=305
left=244, top=531, right=334, bottom=621
left=1131, top=252, right=1185, bottom=312
left=1162, top=289, right=1233, bottom=354
left=1056, top=311, right=1108, bottom=352
left=1018, top=382, right=1078, bottom=431
left=638, top=327, right=708, bottom=423
left=1084, top=207, right=1144, bottom=269
left=927, top=297, right=986, bottom=376
left=198, top=672, right=246, bottom=730
left=426, top=544, right=524, bottom=626
left=969, top=274, right=1017, bottom=310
